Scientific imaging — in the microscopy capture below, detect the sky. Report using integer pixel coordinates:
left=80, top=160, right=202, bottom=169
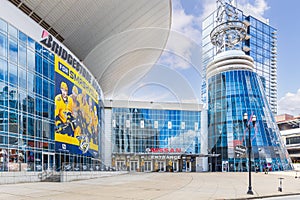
left=117, top=0, right=300, bottom=116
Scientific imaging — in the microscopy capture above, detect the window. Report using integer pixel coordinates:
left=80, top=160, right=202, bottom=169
left=8, top=25, right=17, bottom=39
left=8, top=63, right=18, bottom=86
left=27, top=72, right=34, bottom=94
left=0, top=58, right=8, bottom=82
left=18, top=43, right=26, bottom=67
left=0, top=19, right=7, bottom=33
left=35, top=75, right=42, bottom=96
left=27, top=49, right=35, bottom=71
left=18, top=67, right=27, bottom=90
left=8, top=39, right=18, bottom=63
left=43, top=79, right=48, bottom=98
left=18, top=31, right=27, bottom=44
left=43, top=58, right=49, bottom=77
left=35, top=54, right=42, bottom=74
left=0, top=32, right=7, bottom=58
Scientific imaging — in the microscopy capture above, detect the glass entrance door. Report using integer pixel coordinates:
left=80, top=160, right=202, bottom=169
left=186, top=161, right=191, bottom=172
left=42, top=153, right=55, bottom=171
left=173, top=160, right=178, bottom=172
left=144, top=161, right=152, bottom=172
left=158, top=161, right=165, bottom=171
left=130, top=161, right=138, bottom=171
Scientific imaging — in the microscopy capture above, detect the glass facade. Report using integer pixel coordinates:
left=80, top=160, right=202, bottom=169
left=112, top=108, right=201, bottom=154
left=208, top=70, right=292, bottom=172
left=0, top=18, right=104, bottom=172
left=202, top=6, right=277, bottom=114
left=111, top=108, right=201, bottom=172
left=246, top=16, right=277, bottom=114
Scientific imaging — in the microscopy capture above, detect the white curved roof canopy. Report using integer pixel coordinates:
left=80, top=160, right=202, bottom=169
left=11, top=0, right=171, bottom=98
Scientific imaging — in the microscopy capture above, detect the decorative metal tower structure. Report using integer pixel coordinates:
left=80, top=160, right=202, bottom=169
left=210, top=0, right=247, bottom=53
left=206, top=0, right=292, bottom=177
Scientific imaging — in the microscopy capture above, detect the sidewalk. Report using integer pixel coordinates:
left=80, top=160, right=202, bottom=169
left=0, top=171, right=299, bottom=200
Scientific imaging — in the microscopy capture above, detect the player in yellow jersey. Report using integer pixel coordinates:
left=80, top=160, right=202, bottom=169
left=69, top=85, right=82, bottom=138
left=75, top=90, right=90, bottom=153
left=91, top=105, right=99, bottom=144
left=54, top=82, right=75, bottom=136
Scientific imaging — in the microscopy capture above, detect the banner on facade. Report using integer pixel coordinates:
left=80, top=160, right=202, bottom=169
left=54, top=55, right=99, bottom=157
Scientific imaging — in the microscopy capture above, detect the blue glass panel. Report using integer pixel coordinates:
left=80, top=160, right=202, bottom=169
left=8, top=86, right=18, bottom=110
left=0, top=19, right=7, bottom=33
left=19, top=91, right=26, bottom=112
left=43, top=58, right=49, bottom=77
left=43, top=79, right=48, bottom=98
left=0, top=108, right=8, bottom=132
left=27, top=72, right=34, bottom=94
left=9, top=110, right=18, bottom=133
left=8, top=25, right=17, bottom=39
left=42, top=47, right=49, bottom=59
left=0, top=32, right=7, bottom=58
left=8, top=39, right=18, bottom=63
left=49, top=62, right=54, bottom=80
left=35, top=97, right=42, bottom=117
left=35, top=75, right=42, bottom=96
left=43, top=100, right=49, bottom=118
left=35, top=42, right=42, bottom=55
left=27, top=37, right=35, bottom=50
left=0, top=82, right=8, bottom=107
left=0, top=58, right=8, bottom=82
left=8, top=63, right=18, bottom=86
left=27, top=94, right=34, bottom=114
left=27, top=116, right=34, bottom=136
left=35, top=54, right=42, bottom=74
left=18, top=31, right=27, bottom=44
left=18, top=67, right=27, bottom=91
left=50, top=103, right=55, bottom=121
left=49, top=52, right=54, bottom=62
left=27, top=49, right=35, bottom=72
left=49, top=83, right=54, bottom=100
left=35, top=119, right=43, bottom=137
left=18, top=43, right=26, bottom=67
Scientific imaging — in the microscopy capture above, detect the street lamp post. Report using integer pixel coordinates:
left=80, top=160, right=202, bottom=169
left=243, top=113, right=256, bottom=195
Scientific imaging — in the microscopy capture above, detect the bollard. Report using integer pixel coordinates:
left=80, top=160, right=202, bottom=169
left=278, top=177, right=284, bottom=192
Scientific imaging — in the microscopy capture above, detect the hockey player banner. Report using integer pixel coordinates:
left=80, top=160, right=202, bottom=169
left=54, top=55, right=100, bottom=157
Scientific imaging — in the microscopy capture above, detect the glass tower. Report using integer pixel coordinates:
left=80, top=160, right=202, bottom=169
left=206, top=1, right=292, bottom=172
left=202, top=3, right=277, bottom=114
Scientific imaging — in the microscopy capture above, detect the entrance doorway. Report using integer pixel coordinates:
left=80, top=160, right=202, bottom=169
left=144, top=161, right=152, bottom=172
left=42, top=153, right=55, bottom=171
left=130, top=161, right=138, bottom=171
left=158, top=161, right=165, bottom=171
left=173, top=160, right=178, bottom=172
left=186, top=161, right=191, bottom=172
left=116, top=161, right=126, bottom=171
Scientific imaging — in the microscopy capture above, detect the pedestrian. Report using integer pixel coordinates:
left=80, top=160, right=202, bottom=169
left=264, top=163, right=268, bottom=174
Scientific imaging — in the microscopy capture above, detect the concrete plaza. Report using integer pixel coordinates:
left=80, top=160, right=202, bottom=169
left=0, top=171, right=300, bottom=200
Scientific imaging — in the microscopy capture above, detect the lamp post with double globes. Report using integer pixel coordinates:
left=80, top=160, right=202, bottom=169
left=243, top=113, right=256, bottom=195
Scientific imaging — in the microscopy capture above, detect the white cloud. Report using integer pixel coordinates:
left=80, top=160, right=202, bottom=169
left=278, top=89, right=300, bottom=116
left=157, top=0, right=204, bottom=69
left=236, top=0, right=270, bottom=22
left=201, top=0, right=218, bottom=21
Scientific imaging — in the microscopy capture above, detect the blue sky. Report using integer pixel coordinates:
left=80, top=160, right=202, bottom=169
left=119, top=0, right=300, bottom=116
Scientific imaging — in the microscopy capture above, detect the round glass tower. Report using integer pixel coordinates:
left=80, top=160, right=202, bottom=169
left=206, top=0, right=292, bottom=172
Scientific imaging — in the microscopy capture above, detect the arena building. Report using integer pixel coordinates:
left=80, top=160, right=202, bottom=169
left=0, top=0, right=293, bottom=182
left=0, top=0, right=171, bottom=174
